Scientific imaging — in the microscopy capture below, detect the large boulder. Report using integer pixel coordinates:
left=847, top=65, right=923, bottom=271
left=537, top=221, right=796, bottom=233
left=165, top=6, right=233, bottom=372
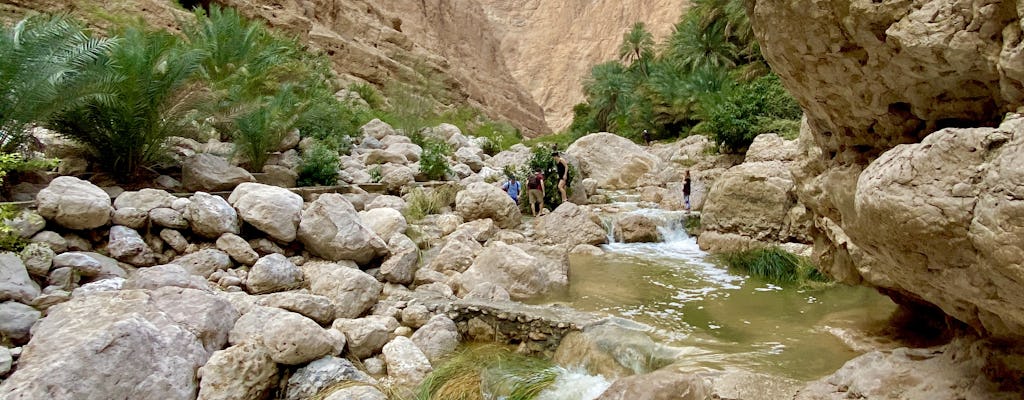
left=0, top=287, right=238, bottom=399
left=228, top=182, right=303, bottom=242
left=0, top=253, right=40, bottom=304
left=698, top=161, right=802, bottom=252
left=360, top=118, right=397, bottom=140
left=228, top=306, right=334, bottom=365
left=113, top=188, right=176, bottom=212
left=794, top=339, right=1022, bottom=400
left=614, top=214, right=660, bottom=243
left=381, top=166, right=415, bottom=194
left=303, top=261, right=382, bottom=319
left=566, top=133, right=660, bottom=189
left=107, top=226, right=158, bottom=267
left=35, top=176, right=112, bottom=230
left=184, top=192, right=240, bottom=239
left=359, top=208, right=408, bottom=244
left=196, top=343, right=278, bottom=400
left=0, top=301, right=41, bottom=345
left=172, top=249, right=232, bottom=279
left=332, top=315, right=399, bottom=359
left=284, top=356, right=375, bottom=400
left=553, top=319, right=680, bottom=379
left=124, top=264, right=210, bottom=291
left=425, top=231, right=482, bottom=273
left=382, top=336, right=432, bottom=397
left=460, top=242, right=566, bottom=300
left=597, top=368, right=710, bottom=400
left=410, top=314, right=459, bottom=364
left=183, top=153, right=255, bottom=192
left=534, top=202, right=606, bottom=247
left=255, top=292, right=335, bottom=325
left=297, top=194, right=388, bottom=265
left=486, top=144, right=532, bottom=170
left=246, top=254, right=303, bottom=295
left=455, top=182, right=522, bottom=229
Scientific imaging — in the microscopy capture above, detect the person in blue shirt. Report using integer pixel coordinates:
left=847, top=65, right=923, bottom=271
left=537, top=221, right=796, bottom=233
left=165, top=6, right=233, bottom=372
left=502, top=174, right=522, bottom=204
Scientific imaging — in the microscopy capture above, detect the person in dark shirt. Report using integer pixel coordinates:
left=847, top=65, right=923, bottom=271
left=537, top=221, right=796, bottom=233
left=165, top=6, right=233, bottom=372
left=683, top=170, right=692, bottom=212
left=553, top=152, right=570, bottom=204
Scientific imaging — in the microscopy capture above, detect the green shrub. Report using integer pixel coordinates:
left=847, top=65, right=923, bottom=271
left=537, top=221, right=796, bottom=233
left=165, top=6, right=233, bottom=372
left=472, top=120, right=523, bottom=155
left=368, top=165, right=382, bottom=183
left=0, top=153, right=58, bottom=186
left=232, top=87, right=303, bottom=171
left=0, top=14, right=117, bottom=152
left=294, top=97, right=363, bottom=154
left=403, top=183, right=460, bottom=222
left=0, top=205, right=28, bottom=252
left=348, top=82, right=383, bottom=109
left=49, top=25, right=205, bottom=180
left=297, top=142, right=339, bottom=187
left=718, top=246, right=830, bottom=286
left=419, top=140, right=452, bottom=181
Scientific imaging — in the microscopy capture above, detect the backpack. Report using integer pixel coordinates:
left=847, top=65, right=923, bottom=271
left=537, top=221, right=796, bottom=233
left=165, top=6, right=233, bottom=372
left=528, top=173, right=542, bottom=189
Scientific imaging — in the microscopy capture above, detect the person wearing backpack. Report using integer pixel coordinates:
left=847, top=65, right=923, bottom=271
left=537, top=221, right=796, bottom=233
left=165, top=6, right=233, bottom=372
left=501, top=174, right=522, bottom=204
left=526, top=170, right=545, bottom=217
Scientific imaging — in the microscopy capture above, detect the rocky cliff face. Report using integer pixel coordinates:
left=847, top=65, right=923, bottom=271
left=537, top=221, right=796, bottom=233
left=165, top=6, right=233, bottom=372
left=1, top=0, right=688, bottom=135
left=750, top=0, right=1024, bottom=339
left=477, top=0, right=690, bottom=131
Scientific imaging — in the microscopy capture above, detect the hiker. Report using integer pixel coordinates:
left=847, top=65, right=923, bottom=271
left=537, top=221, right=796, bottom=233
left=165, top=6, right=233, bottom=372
left=526, top=170, right=545, bottom=216
left=683, top=170, right=692, bottom=212
left=501, top=174, right=522, bottom=204
left=642, top=129, right=651, bottom=146
left=552, top=152, right=570, bottom=204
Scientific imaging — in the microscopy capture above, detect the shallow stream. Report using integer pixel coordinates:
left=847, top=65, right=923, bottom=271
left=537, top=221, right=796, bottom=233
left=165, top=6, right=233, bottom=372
left=531, top=203, right=898, bottom=385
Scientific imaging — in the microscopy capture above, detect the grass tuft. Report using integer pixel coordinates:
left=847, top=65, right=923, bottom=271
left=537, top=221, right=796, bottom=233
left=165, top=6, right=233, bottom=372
left=404, top=183, right=460, bottom=222
left=719, top=246, right=830, bottom=286
left=414, top=345, right=559, bottom=400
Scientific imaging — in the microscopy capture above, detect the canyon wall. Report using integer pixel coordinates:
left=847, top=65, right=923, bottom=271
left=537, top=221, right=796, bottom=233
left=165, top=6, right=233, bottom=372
left=477, top=0, right=690, bottom=131
left=0, top=0, right=688, bottom=135
left=750, top=0, right=1024, bottom=339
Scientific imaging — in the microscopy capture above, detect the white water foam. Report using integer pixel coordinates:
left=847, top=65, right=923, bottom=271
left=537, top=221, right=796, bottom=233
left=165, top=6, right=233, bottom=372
left=535, top=367, right=612, bottom=400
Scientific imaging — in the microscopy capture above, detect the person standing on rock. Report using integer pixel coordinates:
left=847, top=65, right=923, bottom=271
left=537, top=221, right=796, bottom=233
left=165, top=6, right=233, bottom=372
left=502, top=174, right=522, bottom=204
left=527, top=169, right=545, bottom=216
left=553, top=152, right=570, bottom=204
left=642, top=129, right=651, bottom=146
left=683, top=170, right=692, bottom=213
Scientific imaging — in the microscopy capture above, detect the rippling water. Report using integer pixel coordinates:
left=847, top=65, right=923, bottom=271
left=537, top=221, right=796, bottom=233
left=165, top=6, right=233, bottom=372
left=532, top=205, right=897, bottom=382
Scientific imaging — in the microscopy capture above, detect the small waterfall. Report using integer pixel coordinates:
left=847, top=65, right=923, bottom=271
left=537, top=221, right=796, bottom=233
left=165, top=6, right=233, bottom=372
left=602, top=216, right=619, bottom=244
left=656, top=217, right=691, bottom=244
left=536, top=368, right=611, bottom=400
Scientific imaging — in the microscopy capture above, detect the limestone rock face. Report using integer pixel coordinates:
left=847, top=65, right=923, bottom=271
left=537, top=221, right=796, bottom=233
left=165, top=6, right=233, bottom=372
left=228, top=182, right=303, bottom=243
left=182, top=153, right=255, bottom=192
left=197, top=342, right=278, bottom=400
left=535, top=202, right=606, bottom=247
left=567, top=133, right=660, bottom=189
left=455, top=182, right=522, bottom=229
left=0, top=287, right=238, bottom=400
left=749, top=0, right=1024, bottom=339
left=124, top=264, right=209, bottom=291
left=254, top=292, right=335, bottom=325
left=35, top=176, right=112, bottom=230
left=426, top=231, right=483, bottom=273
left=0, top=301, right=41, bottom=345
left=795, top=339, right=1022, bottom=400
left=333, top=315, right=399, bottom=359
left=298, top=194, right=388, bottom=265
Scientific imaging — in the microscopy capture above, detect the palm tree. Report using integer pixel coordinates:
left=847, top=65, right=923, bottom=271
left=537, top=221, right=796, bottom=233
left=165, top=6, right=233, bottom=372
left=0, top=14, right=116, bottom=152
left=667, top=15, right=739, bottom=72
left=49, top=26, right=206, bottom=180
left=583, top=62, right=634, bottom=133
left=618, top=22, right=655, bottom=76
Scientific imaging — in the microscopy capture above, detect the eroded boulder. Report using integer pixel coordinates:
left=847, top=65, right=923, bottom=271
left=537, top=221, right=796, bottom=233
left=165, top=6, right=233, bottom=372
left=298, top=194, right=388, bottom=265
left=567, top=133, right=660, bottom=189
left=228, top=182, right=303, bottom=243
left=36, top=176, right=112, bottom=230
left=455, top=182, right=521, bottom=229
